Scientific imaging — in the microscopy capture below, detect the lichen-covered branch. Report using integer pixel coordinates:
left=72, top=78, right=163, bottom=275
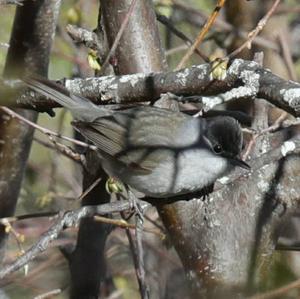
left=3, top=59, right=300, bottom=116
left=66, top=24, right=102, bottom=51
left=0, top=0, right=23, bottom=5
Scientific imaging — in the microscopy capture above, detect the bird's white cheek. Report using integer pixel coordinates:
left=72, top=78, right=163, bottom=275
left=209, top=156, right=230, bottom=180
left=177, top=150, right=229, bottom=187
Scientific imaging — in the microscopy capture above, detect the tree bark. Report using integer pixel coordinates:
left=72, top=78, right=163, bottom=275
left=0, top=0, right=61, bottom=262
left=154, top=2, right=300, bottom=298
left=68, top=0, right=167, bottom=297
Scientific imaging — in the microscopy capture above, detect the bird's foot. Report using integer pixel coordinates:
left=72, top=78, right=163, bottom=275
left=128, top=190, right=145, bottom=223
left=201, top=184, right=214, bottom=202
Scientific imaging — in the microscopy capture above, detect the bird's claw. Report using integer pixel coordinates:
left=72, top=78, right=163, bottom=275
left=128, top=190, right=145, bottom=223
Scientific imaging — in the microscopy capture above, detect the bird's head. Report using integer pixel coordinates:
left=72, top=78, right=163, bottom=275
left=204, top=116, right=250, bottom=170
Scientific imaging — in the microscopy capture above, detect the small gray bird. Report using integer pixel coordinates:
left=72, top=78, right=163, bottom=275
left=25, top=78, right=249, bottom=199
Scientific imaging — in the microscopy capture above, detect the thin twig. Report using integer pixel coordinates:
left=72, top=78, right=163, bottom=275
left=0, top=0, right=23, bottom=5
left=135, top=212, right=148, bottom=299
left=0, top=212, right=58, bottom=223
left=162, top=0, right=279, bottom=52
left=156, top=13, right=209, bottom=62
left=100, top=0, right=138, bottom=74
left=175, top=0, right=226, bottom=70
left=93, top=215, right=165, bottom=238
left=34, top=136, right=84, bottom=165
left=227, top=0, right=281, bottom=59
left=242, top=112, right=288, bottom=160
left=128, top=190, right=149, bottom=299
left=118, top=191, right=149, bottom=299
left=121, top=211, right=144, bottom=296
left=0, top=177, right=103, bottom=223
left=0, top=106, right=97, bottom=150
left=34, top=289, right=62, bottom=299
left=165, top=44, right=188, bottom=56
left=0, top=200, right=133, bottom=279
left=78, top=177, right=102, bottom=201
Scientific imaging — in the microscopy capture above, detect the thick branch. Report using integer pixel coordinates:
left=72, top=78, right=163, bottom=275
left=0, top=0, right=23, bottom=5
left=158, top=126, right=300, bottom=297
left=4, top=59, right=300, bottom=116
left=0, top=0, right=61, bottom=262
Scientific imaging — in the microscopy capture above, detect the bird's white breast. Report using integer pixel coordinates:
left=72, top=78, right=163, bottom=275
left=124, top=148, right=229, bottom=198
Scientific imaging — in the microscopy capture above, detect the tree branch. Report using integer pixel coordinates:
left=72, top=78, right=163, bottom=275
left=3, top=59, right=300, bottom=116
left=0, top=200, right=133, bottom=280
left=0, top=0, right=61, bottom=263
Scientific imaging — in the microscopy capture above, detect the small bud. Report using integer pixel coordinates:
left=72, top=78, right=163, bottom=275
left=88, top=50, right=101, bottom=71
left=4, top=225, right=11, bottom=234
left=36, top=192, right=54, bottom=208
left=209, top=58, right=228, bottom=81
left=17, top=249, right=25, bottom=257
left=18, top=234, right=25, bottom=243
left=105, top=177, right=123, bottom=194
left=66, top=7, right=81, bottom=25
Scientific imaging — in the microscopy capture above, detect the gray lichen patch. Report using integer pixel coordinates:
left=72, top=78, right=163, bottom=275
left=280, top=88, right=300, bottom=109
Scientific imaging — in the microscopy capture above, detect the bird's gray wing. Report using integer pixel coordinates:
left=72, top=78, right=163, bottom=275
left=73, top=115, right=155, bottom=174
left=115, top=106, right=202, bottom=147
left=73, top=117, right=126, bottom=155
left=73, top=106, right=203, bottom=174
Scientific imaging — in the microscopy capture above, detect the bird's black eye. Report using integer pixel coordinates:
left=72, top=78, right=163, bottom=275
left=213, top=144, right=223, bottom=154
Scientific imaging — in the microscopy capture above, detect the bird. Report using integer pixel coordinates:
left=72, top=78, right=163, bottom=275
left=24, top=77, right=250, bottom=199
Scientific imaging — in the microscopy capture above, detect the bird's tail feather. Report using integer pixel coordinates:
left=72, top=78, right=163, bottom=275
left=23, top=76, right=108, bottom=120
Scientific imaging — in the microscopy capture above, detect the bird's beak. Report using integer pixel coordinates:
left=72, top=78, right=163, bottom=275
left=230, top=157, right=251, bottom=170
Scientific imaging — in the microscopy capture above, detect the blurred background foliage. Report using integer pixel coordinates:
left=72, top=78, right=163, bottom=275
left=0, top=0, right=300, bottom=298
